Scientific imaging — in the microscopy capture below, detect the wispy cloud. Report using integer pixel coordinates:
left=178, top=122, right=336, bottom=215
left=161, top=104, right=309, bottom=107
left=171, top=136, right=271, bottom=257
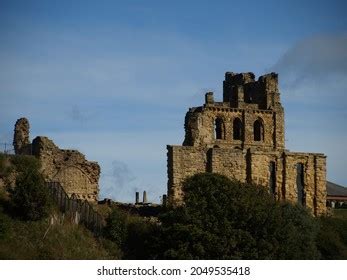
left=272, top=34, right=347, bottom=78
left=271, top=33, right=347, bottom=104
left=68, top=105, right=93, bottom=123
left=270, top=33, right=347, bottom=186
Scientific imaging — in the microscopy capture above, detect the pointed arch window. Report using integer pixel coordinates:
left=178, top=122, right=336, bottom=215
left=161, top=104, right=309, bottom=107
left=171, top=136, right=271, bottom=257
left=215, top=118, right=225, bottom=140
left=233, top=117, right=243, bottom=140
left=253, top=118, right=264, bottom=141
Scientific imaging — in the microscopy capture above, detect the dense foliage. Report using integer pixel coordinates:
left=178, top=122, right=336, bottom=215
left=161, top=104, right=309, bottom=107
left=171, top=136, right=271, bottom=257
left=150, top=173, right=320, bottom=259
left=103, top=208, right=128, bottom=247
left=10, top=156, right=52, bottom=221
left=316, top=214, right=347, bottom=259
left=104, top=208, right=158, bottom=259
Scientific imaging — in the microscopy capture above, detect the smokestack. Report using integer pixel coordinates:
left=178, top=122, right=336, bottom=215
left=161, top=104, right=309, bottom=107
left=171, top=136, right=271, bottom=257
left=162, top=194, right=167, bottom=206
left=135, top=192, right=139, bottom=204
left=143, top=191, right=147, bottom=204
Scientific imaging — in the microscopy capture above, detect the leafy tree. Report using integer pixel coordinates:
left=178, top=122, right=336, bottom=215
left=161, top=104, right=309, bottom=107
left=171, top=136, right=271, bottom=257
left=11, top=156, right=52, bottom=221
left=150, top=173, right=319, bottom=259
left=123, top=215, right=159, bottom=259
left=103, top=208, right=128, bottom=248
left=103, top=207, right=159, bottom=259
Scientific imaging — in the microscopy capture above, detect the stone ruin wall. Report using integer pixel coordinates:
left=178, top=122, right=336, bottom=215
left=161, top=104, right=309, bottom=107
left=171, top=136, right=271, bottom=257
left=167, top=146, right=326, bottom=215
left=167, top=146, right=208, bottom=202
left=13, top=118, right=31, bottom=154
left=13, top=118, right=100, bottom=202
left=168, top=72, right=327, bottom=215
left=183, top=107, right=284, bottom=150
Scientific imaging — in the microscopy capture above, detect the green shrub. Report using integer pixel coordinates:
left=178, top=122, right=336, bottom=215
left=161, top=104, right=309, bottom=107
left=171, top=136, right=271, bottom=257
left=10, top=155, right=41, bottom=173
left=123, top=216, right=159, bottom=259
left=150, top=173, right=319, bottom=260
left=103, top=207, right=159, bottom=259
left=10, top=156, right=52, bottom=221
left=103, top=208, right=128, bottom=248
left=317, top=215, right=347, bottom=259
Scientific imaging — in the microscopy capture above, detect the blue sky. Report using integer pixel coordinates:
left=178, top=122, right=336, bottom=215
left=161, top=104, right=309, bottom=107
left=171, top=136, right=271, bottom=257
left=0, top=0, right=346, bottom=202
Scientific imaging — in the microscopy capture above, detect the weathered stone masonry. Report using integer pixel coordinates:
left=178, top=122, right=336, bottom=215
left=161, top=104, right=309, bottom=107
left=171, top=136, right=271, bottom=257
left=167, top=72, right=326, bottom=215
left=13, top=118, right=100, bottom=202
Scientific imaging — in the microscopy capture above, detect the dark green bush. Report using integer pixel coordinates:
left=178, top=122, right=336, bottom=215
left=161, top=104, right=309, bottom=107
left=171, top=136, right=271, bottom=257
left=123, top=216, right=159, bottom=259
left=10, top=156, right=52, bottom=221
left=150, top=173, right=319, bottom=259
left=103, top=207, right=159, bottom=259
left=317, top=215, right=347, bottom=259
left=11, top=155, right=41, bottom=173
left=103, top=208, right=128, bottom=248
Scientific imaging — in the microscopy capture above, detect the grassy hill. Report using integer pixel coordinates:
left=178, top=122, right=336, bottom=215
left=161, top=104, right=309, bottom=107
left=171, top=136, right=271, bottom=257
left=0, top=153, right=121, bottom=259
left=0, top=208, right=120, bottom=259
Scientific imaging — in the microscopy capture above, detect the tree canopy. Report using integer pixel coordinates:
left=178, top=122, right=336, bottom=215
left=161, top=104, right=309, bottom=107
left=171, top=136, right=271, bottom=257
left=10, top=156, right=52, bottom=221
left=152, top=173, right=319, bottom=259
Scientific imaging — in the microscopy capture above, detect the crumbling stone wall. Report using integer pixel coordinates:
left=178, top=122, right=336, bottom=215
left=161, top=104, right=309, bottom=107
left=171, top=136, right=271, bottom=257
left=13, top=118, right=100, bottom=202
left=167, top=146, right=208, bottom=202
left=13, top=118, right=31, bottom=154
left=183, top=73, right=285, bottom=150
left=168, top=72, right=327, bottom=215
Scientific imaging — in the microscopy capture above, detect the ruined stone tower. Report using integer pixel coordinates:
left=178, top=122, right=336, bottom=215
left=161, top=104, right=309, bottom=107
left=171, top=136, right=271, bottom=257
left=167, top=72, right=327, bottom=215
left=13, top=118, right=31, bottom=154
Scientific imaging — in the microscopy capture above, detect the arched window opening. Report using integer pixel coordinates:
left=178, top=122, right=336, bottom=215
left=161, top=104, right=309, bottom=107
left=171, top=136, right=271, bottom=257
left=215, top=118, right=225, bottom=140
left=269, top=161, right=276, bottom=197
left=233, top=118, right=242, bottom=140
left=296, top=163, right=305, bottom=206
left=253, top=119, right=264, bottom=141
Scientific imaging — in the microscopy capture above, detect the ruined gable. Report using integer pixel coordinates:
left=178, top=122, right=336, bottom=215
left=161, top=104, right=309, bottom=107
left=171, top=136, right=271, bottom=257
left=13, top=119, right=100, bottom=202
left=167, top=72, right=327, bottom=216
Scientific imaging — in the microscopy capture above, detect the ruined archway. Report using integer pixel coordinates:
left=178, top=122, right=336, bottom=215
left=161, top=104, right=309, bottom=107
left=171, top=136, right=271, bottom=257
left=53, top=165, right=97, bottom=200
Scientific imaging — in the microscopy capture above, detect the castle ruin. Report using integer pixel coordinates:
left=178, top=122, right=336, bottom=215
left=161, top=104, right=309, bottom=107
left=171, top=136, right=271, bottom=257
left=167, top=72, right=327, bottom=215
left=13, top=118, right=100, bottom=202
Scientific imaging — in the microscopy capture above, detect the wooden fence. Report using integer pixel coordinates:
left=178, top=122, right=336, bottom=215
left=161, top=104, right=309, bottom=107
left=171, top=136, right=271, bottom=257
left=46, top=181, right=105, bottom=235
